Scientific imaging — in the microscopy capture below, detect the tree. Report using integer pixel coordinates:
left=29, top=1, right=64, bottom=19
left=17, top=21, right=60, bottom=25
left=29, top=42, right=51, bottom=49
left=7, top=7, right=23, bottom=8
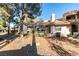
left=0, top=4, right=12, bottom=34
left=0, top=4, right=11, bottom=16
left=12, top=3, right=42, bottom=34
left=0, top=3, right=42, bottom=35
left=25, top=3, right=42, bottom=19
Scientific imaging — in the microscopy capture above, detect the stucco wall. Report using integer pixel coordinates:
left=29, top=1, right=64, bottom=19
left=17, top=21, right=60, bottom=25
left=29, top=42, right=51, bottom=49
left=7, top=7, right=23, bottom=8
left=50, top=25, right=71, bottom=36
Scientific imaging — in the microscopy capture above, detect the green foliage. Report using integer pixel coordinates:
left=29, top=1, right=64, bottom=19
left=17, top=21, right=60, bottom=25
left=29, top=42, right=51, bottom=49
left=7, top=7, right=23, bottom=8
left=0, top=3, right=11, bottom=16
left=0, top=19, right=6, bottom=28
left=27, top=3, right=42, bottom=19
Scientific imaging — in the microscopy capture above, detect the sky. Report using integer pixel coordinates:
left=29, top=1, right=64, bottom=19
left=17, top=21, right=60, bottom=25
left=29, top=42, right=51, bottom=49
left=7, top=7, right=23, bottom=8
left=37, top=3, right=79, bottom=21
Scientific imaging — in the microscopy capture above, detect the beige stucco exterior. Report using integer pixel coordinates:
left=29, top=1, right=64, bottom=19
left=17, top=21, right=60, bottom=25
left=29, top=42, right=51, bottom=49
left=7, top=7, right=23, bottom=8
left=44, top=10, right=79, bottom=35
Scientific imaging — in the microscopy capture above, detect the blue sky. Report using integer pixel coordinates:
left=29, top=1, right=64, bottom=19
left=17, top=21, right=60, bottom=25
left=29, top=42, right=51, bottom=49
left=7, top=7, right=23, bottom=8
left=37, top=3, right=79, bottom=21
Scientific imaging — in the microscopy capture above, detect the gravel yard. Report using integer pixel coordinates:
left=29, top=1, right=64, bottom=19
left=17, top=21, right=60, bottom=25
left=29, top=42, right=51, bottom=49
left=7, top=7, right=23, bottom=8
left=0, top=33, right=79, bottom=56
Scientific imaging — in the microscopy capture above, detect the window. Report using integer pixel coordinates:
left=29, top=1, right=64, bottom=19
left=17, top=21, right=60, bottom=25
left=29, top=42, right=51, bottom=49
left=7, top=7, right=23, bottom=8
left=77, top=14, right=79, bottom=19
left=55, top=26, right=61, bottom=31
left=66, top=15, right=75, bottom=20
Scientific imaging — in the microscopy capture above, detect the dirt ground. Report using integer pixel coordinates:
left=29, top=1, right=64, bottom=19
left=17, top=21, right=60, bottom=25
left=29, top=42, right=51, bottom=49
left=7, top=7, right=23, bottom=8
left=0, top=33, right=79, bottom=56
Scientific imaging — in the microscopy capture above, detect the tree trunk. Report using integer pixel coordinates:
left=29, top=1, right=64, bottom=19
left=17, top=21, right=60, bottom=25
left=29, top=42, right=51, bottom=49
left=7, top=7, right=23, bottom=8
left=8, top=20, right=10, bottom=34
left=13, top=26, right=15, bottom=34
left=18, top=16, right=24, bottom=36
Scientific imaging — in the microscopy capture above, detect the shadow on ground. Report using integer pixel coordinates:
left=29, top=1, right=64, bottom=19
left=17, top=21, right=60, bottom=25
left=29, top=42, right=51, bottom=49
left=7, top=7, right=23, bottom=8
left=66, top=38, right=79, bottom=46
left=51, top=43, right=72, bottom=56
left=53, top=37, right=79, bottom=46
left=0, top=33, right=18, bottom=49
left=0, top=32, right=40, bottom=56
left=46, top=37, right=72, bottom=56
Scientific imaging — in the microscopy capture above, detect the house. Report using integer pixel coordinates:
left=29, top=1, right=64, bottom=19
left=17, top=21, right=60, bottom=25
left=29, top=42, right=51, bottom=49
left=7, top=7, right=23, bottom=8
left=44, top=10, right=79, bottom=37
left=45, top=20, right=71, bottom=37
left=63, top=10, right=79, bottom=34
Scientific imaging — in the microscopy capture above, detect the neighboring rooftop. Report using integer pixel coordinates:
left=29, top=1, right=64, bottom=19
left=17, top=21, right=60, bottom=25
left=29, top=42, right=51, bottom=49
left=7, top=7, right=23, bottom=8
left=63, top=10, right=79, bottom=17
left=51, top=20, right=70, bottom=26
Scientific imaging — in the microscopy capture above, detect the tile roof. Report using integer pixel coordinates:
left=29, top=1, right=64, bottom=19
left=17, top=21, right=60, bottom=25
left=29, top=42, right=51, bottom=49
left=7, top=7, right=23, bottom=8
left=44, top=20, right=71, bottom=26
